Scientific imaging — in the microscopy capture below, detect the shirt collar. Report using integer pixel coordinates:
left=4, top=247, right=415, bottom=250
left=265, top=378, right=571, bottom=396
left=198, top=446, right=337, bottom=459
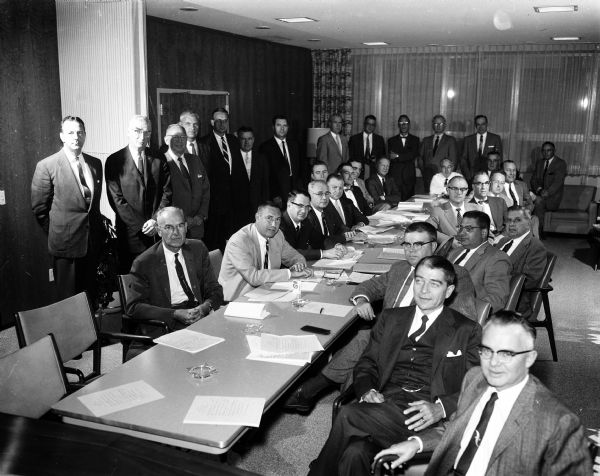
left=415, top=304, right=444, bottom=323
left=487, top=374, right=529, bottom=402
left=162, top=242, right=183, bottom=260
left=128, top=144, right=145, bottom=159
left=311, top=205, right=323, bottom=216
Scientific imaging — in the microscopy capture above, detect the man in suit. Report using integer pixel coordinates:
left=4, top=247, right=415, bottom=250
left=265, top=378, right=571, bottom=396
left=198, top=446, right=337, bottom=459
left=375, top=311, right=591, bottom=475
left=105, top=115, right=172, bottom=273
left=470, top=171, right=508, bottom=236
left=238, top=126, right=270, bottom=214
left=285, top=223, right=477, bottom=415
left=530, top=141, right=567, bottom=238
left=259, top=114, right=302, bottom=209
left=495, top=206, right=547, bottom=315
left=448, top=211, right=511, bottom=311
left=199, top=107, right=251, bottom=251
left=163, top=124, right=209, bottom=240
left=460, top=115, right=503, bottom=180
left=316, top=114, right=349, bottom=173
left=348, top=114, right=386, bottom=173
left=366, top=157, right=402, bottom=208
left=489, top=171, right=513, bottom=208
left=429, top=158, right=463, bottom=196
left=503, top=160, right=533, bottom=210
left=179, top=110, right=201, bottom=157
left=31, top=116, right=103, bottom=304
left=279, top=190, right=346, bottom=261
left=485, top=151, right=503, bottom=176
left=349, top=160, right=377, bottom=210
left=308, top=256, right=482, bottom=476
left=306, top=180, right=352, bottom=249
left=127, top=207, right=223, bottom=334
left=310, top=160, right=329, bottom=182
left=218, top=202, right=310, bottom=301
left=420, top=115, right=458, bottom=191
left=340, top=163, right=371, bottom=216
left=326, top=174, right=369, bottom=230
left=428, top=176, right=477, bottom=241
left=388, top=114, right=420, bottom=200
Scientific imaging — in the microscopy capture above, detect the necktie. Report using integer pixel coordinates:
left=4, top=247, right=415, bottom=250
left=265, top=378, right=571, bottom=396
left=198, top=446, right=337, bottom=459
left=478, top=199, right=488, bottom=205
left=174, top=253, right=196, bottom=303
left=543, top=159, right=550, bottom=180
left=296, top=224, right=301, bottom=235
left=454, top=392, right=499, bottom=476
left=335, top=134, right=343, bottom=155
left=190, top=142, right=197, bottom=156
left=478, top=134, right=484, bottom=157
left=245, top=152, right=252, bottom=180
left=365, top=135, right=371, bottom=161
left=333, top=199, right=345, bottom=224
left=456, top=208, right=463, bottom=225
left=281, top=140, right=291, bottom=175
left=393, top=270, right=414, bottom=307
left=221, top=136, right=230, bottom=165
left=433, top=136, right=440, bottom=156
left=409, top=314, right=429, bottom=341
left=178, top=157, right=192, bottom=187
left=76, top=160, right=92, bottom=206
left=321, top=215, right=330, bottom=236
left=137, top=154, right=145, bottom=180
left=454, top=249, right=470, bottom=266
left=509, top=183, right=518, bottom=204
left=501, top=239, right=514, bottom=252
left=263, top=240, right=269, bottom=269
left=444, top=178, right=448, bottom=187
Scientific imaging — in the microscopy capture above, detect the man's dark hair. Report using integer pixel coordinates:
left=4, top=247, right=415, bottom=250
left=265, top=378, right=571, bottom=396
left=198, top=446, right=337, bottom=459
left=211, top=107, right=228, bottom=118
left=398, top=114, right=410, bottom=123
left=463, top=210, right=490, bottom=231
left=507, top=205, right=532, bottom=220
left=326, top=173, right=344, bottom=184
left=272, top=114, right=288, bottom=126
left=376, top=156, right=390, bottom=165
left=256, top=201, right=280, bottom=215
left=364, top=114, right=377, bottom=123
left=61, top=115, right=85, bottom=133
left=312, top=160, right=327, bottom=172
left=405, top=221, right=437, bottom=242
left=415, top=255, right=456, bottom=286
left=237, top=126, right=254, bottom=135
left=474, top=114, right=488, bottom=123
left=288, top=189, right=310, bottom=201
left=542, top=141, right=555, bottom=150
left=485, top=310, right=537, bottom=340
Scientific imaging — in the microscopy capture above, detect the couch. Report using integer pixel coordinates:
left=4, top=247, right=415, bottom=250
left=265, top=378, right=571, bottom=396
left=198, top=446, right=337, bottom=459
left=543, top=185, right=597, bottom=235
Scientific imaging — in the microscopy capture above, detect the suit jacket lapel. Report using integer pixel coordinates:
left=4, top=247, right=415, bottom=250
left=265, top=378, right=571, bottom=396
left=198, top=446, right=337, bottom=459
left=83, top=154, right=100, bottom=205
left=443, top=203, right=458, bottom=227
left=380, top=307, right=415, bottom=388
left=155, top=244, right=171, bottom=302
left=59, top=151, right=87, bottom=209
left=125, top=147, right=145, bottom=188
left=250, top=226, right=262, bottom=268
left=181, top=243, right=201, bottom=300
left=431, top=308, right=455, bottom=376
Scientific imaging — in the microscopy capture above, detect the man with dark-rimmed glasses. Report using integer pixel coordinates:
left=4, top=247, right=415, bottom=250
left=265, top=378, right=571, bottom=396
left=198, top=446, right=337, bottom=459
left=428, top=175, right=477, bottom=242
left=375, top=311, right=591, bottom=475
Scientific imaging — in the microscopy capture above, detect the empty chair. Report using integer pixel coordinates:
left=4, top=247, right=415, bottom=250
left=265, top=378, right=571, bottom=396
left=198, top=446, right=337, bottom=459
left=208, top=249, right=223, bottom=278
left=0, top=334, right=68, bottom=418
left=504, top=273, right=526, bottom=312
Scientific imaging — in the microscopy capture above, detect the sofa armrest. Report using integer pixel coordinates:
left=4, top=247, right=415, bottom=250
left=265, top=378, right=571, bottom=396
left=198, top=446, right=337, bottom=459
left=589, top=201, right=599, bottom=228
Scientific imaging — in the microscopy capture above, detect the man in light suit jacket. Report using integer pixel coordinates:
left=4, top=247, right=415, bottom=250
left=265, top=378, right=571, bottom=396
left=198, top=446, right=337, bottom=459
left=219, top=202, right=310, bottom=301
left=388, top=114, right=420, bottom=200
left=375, top=311, right=591, bottom=475
left=420, top=115, right=458, bottom=191
left=163, top=125, right=209, bottom=240
left=495, top=206, right=547, bottom=315
left=428, top=176, right=477, bottom=241
left=308, top=256, right=482, bottom=476
left=127, top=207, right=223, bottom=334
left=460, top=115, right=503, bottom=180
left=448, top=211, right=511, bottom=311
left=470, top=171, right=508, bottom=236
left=530, top=141, right=567, bottom=237
left=105, top=115, right=172, bottom=273
left=348, top=114, right=386, bottom=172
left=238, top=126, right=270, bottom=214
left=31, top=116, right=104, bottom=304
left=316, top=114, right=349, bottom=173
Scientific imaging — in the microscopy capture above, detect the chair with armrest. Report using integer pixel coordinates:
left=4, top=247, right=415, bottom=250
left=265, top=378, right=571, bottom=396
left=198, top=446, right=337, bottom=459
left=372, top=453, right=429, bottom=476
left=15, top=292, right=152, bottom=383
left=434, top=237, right=454, bottom=259
left=0, top=334, right=68, bottom=418
left=209, top=249, right=223, bottom=278
left=474, top=298, right=492, bottom=326
left=504, top=274, right=526, bottom=312
left=118, top=274, right=170, bottom=361
left=522, top=251, right=558, bottom=361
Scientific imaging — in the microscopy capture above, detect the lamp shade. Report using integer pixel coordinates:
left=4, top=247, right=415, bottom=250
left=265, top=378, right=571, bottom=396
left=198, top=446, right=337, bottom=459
left=306, top=128, right=329, bottom=158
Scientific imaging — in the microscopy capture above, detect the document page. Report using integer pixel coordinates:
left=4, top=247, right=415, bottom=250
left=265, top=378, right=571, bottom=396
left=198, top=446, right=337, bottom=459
left=183, top=396, right=265, bottom=427
left=245, top=335, right=312, bottom=366
left=353, top=263, right=392, bottom=274
left=346, top=271, right=375, bottom=283
left=301, top=301, right=354, bottom=317
left=77, top=380, right=164, bottom=417
left=260, top=333, right=324, bottom=355
left=377, top=248, right=406, bottom=260
left=153, top=330, right=224, bottom=353
left=271, top=281, right=319, bottom=292
left=244, top=288, right=291, bottom=302
left=224, top=302, right=269, bottom=319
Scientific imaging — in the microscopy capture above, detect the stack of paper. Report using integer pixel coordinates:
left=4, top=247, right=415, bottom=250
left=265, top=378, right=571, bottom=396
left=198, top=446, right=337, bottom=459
left=312, top=258, right=356, bottom=270
left=301, top=301, right=354, bottom=317
left=346, top=271, right=375, bottom=283
left=244, top=288, right=292, bottom=302
left=271, top=281, right=319, bottom=292
left=377, top=248, right=406, bottom=260
left=353, top=262, right=392, bottom=274
left=246, top=333, right=324, bottom=366
left=153, top=330, right=224, bottom=353
left=183, top=396, right=265, bottom=427
left=224, top=302, right=269, bottom=319
left=358, top=225, right=394, bottom=234
left=78, top=381, right=164, bottom=417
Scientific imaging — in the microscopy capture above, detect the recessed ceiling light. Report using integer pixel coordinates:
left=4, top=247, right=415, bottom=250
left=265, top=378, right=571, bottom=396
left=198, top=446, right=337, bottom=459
left=534, top=5, right=578, bottom=13
left=256, top=26, right=271, bottom=30
left=180, top=7, right=198, bottom=11
left=363, top=42, right=389, bottom=46
left=308, top=39, right=321, bottom=42
left=552, top=36, right=581, bottom=40
left=276, top=17, right=317, bottom=23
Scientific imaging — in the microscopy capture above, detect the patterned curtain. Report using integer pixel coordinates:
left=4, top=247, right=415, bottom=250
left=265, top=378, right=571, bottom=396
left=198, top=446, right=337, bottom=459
left=312, top=49, right=353, bottom=134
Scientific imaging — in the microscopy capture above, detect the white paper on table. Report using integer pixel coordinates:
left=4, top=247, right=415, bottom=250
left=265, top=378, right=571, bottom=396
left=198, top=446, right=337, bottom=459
left=260, top=333, right=324, bottom=355
left=346, top=271, right=375, bottom=283
left=270, top=281, right=319, bottom=292
left=78, top=380, right=164, bottom=417
left=245, top=335, right=312, bottom=366
left=244, top=288, right=291, bottom=302
left=224, top=302, right=269, bottom=319
left=358, top=225, right=394, bottom=234
left=394, top=202, right=424, bottom=211
left=153, top=330, right=224, bottom=353
left=312, top=258, right=356, bottom=270
left=183, top=395, right=265, bottom=427
left=366, top=234, right=398, bottom=245
left=353, top=263, right=392, bottom=274
left=301, top=301, right=354, bottom=317
left=377, top=248, right=406, bottom=260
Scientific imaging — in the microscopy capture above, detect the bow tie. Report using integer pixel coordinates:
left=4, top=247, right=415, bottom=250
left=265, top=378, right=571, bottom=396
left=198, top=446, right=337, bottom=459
left=478, top=199, right=488, bottom=205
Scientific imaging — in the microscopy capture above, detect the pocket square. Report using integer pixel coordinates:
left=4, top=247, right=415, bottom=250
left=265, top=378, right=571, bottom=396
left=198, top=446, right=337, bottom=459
left=198, top=174, right=203, bottom=179
left=446, top=350, right=462, bottom=357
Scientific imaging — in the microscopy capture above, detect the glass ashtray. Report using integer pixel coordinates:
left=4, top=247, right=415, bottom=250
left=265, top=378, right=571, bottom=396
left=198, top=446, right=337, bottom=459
left=244, top=323, right=264, bottom=335
left=291, top=297, right=309, bottom=309
left=187, top=363, right=217, bottom=380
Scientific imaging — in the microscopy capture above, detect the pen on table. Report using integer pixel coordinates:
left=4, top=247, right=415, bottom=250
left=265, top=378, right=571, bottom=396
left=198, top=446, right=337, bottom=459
left=319, top=307, right=324, bottom=314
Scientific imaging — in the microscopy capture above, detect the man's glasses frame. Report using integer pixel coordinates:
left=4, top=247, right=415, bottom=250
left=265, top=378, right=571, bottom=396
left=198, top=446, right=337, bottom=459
left=290, top=202, right=311, bottom=210
left=477, top=345, right=534, bottom=363
left=447, top=186, right=468, bottom=193
left=457, top=225, right=482, bottom=233
left=401, top=240, right=435, bottom=250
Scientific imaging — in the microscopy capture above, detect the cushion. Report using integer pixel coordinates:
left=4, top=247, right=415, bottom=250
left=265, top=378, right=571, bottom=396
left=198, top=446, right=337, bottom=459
left=558, top=185, right=595, bottom=211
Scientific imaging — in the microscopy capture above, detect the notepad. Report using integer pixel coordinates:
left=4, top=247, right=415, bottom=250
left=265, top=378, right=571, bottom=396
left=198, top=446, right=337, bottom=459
left=78, top=380, right=164, bottom=417
left=224, top=302, right=269, bottom=320
left=353, top=263, right=392, bottom=274
left=346, top=271, right=375, bottom=283
left=377, top=248, right=406, bottom=260
left=260, top=333, right=324, bottom=354
left=183, top=396, right=265, bottom=427
left=153, top=330, right=224, bottom=353
left=301, top=301, right=354, bottom=317
left=358, top=225, right=394, bottom=234
left=271, top=281, right=319, bottom=292
left=312, top=258, right=356, bottom=270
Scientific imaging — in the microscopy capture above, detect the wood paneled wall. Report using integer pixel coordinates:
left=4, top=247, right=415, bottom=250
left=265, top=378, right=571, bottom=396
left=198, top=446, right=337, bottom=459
left=146, top=16, right=313, bottom=150
left=0, top=0, right=62, bottom=327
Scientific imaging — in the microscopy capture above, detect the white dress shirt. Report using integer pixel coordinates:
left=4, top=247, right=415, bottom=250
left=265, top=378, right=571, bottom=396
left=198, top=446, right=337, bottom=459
left=162, top=244, right=195, bottom=305
left=256, top=232, right=271, bottom=270
left=213, top=131, right=232, bottom=173
left=66, top=152, right=94, bottom=198
left=344, top=188, right=360, bottom=210
left=187, top=140, right=199, bottom=156
left=311, top=206, right=327, bottom=235
left=504, top=182, right=520, bottom=205
left=502, top=231, right=529, bottom=256
left=167, top=149, right=189, bottom=174
left=455, top=241, right=487, bottom=266
left=128, top=145, right=145, bottom=173
left=330, top=197, right=346, bottom=225
left=430, top=172, right=462, bottom=195
left=363, top=132, right=372, bottom=155
left=275, top=137, right=292, bottom=176
left=242, top=150, right=252, bottom=180
left=408, top=304, right=444, bottom=340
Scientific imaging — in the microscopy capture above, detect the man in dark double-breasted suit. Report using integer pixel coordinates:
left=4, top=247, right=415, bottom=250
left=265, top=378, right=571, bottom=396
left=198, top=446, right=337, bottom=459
left=348, top=114, right=386, bottom=173
left=387, top=114, right=420, bottom=200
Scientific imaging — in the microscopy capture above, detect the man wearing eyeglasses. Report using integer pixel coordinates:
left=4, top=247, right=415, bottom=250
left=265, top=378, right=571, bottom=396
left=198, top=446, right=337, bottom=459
left=420, top=115, right=458, bottom=192
left=428, top=176, right=477, bottom=242
left=163, top=124, right=209, bottom=240
left=106, top=115, right=172, bottom=273
left=219, top=202, right=310, bottom=301
left=127, top=207, right=223, bottom=335
left=305, top=180, right=352, bottom=249
left=307, top=256, right=481, bottom=476
left=448, top=211, right=511, bottom=311
left=469, top=171, right=508, bottom=237
left=348, top=114, right=386, bottom=172
left=374, top=311, right=591, bottom=475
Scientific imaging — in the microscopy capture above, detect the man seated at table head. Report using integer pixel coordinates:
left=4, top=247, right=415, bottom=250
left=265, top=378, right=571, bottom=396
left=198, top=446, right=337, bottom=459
left=306, top=180, right=351, bottom=248
left=494, top=206, right=547, bottom=315
left=427, top=175, right=476, bottom=242
left=469, top=171, right=508, bottom=237
left=429, top=158, right=463, bottom=196
left=280, top=189, right=346, bottom=261
left=219, top=201, right=311, bottom=301
left=127, top=206, right=223, bottom=333
left=448, top=211, right=511, bottom=312
left=374, top=311, right=592, bottom=475
left=326, top=173, right=369, bottom=231
left=307, top=255, right=482, bottom=476
left=340, top=163, right=371, bottom=216
left=365, top=157, right=402, bottom=208
left=311, top=160, right=329, bottom=181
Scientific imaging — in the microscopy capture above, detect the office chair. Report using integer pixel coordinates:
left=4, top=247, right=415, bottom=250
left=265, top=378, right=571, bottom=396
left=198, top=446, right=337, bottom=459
left=474, top=298, right=492, bottom=325
left=504, top=274, right=526, bottom=312
left=208, top=249, right=223, bottom=278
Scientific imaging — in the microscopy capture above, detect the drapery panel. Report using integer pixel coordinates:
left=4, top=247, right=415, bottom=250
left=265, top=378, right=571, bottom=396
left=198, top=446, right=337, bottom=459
left=351, top=44, right=600, bottom=178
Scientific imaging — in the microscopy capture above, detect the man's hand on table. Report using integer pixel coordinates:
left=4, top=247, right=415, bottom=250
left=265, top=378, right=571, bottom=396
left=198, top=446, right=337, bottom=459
left=352, top=298, right=376, bottom=320
left=322, top=247, right=345, bottom=259
left=290, top=262, right=312, bottom=278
